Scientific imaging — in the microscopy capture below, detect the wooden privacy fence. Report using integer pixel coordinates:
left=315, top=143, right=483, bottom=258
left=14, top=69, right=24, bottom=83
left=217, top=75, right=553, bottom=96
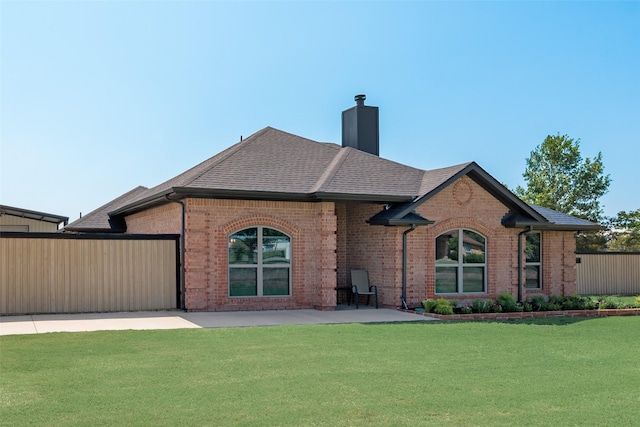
left=1, top=233, right=179, bottom=315
left=576, top=252, right=640, bottom=296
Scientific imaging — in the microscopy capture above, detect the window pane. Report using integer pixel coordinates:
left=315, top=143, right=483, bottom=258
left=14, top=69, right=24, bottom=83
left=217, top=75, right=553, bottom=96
left=229, top=228, right=258, bottom=264
left=436, top=231, right=458, bottom=263
left=263, top=229, right=290, bottom=265
left=463, top=267, right=485, bottom=292
left=436, top=267, right=457, bottom=293
left=525, top=233, right=540, bottom=263
left=229, top=268, right=257, bottom=296
left=524, top=266, right=541, bottom=289
left=263, top=267, right=290, bottom=296
left=462, top=230, right=485, bottom=263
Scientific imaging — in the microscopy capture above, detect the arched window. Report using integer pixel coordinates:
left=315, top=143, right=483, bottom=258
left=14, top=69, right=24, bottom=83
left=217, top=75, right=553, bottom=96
left=435, top=229, right=486, bottom=294
left=228, top=227, right=291, bottom=297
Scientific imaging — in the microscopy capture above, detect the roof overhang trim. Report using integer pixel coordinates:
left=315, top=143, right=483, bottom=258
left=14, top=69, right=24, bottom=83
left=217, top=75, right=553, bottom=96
left=367, top=218, right=434, bottom=227
left=108, top=187, right=414, bottom=218
left=0, top=205, right=69, bottom=225
left=501, top=219, right=605, bottom=231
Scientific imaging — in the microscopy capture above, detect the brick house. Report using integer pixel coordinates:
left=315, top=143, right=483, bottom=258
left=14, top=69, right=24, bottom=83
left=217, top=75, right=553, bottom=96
left=66, top=96, right=601, bottom=311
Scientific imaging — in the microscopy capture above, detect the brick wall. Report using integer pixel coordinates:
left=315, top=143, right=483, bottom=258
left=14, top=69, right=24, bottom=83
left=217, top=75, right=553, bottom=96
left=127, top=199, right=337, bottom=312
left=123, top=177, right=578, bottom=311
left=415, top=176, right=577, bottom=306
left=334, top=176, right=578, bottom=309
left=336, top=202, right=403, bottom=308
left=125, top=203, right=182, bottom=234
left=525, top=230, right=577, bottom=300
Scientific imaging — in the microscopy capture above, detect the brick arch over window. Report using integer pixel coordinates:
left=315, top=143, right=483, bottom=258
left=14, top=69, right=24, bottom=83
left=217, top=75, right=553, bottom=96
left=429, top=218, right=494, bottom=239
left=221, top=214, right=300, bottom=241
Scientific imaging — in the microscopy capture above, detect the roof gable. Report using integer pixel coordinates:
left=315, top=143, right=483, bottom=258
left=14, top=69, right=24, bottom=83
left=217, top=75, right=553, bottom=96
left=381, top=162, right=546, bottom=224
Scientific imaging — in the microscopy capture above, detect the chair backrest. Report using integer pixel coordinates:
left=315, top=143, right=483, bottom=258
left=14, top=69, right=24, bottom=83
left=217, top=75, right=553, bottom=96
left=351, top=269, right=370, bottom=292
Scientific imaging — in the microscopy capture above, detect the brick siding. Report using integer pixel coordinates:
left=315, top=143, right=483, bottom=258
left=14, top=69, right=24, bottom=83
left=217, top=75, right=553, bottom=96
left=128, top=199, right=337, bottom=311
left=336, top=176, right=578, bottom=309
left=123, top=175, right=578, bottom=311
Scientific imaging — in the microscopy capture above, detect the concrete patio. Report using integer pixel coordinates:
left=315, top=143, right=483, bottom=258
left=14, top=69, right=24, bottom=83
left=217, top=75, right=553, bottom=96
left=0, top=306, right=435, bottom=336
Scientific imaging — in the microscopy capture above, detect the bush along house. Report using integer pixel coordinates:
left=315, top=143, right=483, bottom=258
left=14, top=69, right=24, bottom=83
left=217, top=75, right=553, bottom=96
left=66, top=95, right=601, bottom=311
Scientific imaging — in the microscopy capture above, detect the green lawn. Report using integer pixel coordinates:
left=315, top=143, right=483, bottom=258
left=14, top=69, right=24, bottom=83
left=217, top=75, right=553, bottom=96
left=2, top=317, right=639, bottom=426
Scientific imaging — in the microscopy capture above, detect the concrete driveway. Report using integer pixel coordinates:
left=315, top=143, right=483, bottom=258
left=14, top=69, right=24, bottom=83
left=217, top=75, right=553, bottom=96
left=0, top=307, right=434, bottom=336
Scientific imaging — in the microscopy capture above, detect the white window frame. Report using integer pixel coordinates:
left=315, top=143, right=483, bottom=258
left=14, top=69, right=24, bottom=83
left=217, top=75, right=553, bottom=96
left=228, top=226, right=292, bottom=298
left=435, top=228, right=487, bottom=295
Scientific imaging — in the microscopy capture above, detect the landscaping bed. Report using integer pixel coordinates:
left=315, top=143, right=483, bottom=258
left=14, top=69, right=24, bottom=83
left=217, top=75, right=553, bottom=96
left=410, top=294, right=640, bottom=320
left=405, top=307, right=640, bottom=321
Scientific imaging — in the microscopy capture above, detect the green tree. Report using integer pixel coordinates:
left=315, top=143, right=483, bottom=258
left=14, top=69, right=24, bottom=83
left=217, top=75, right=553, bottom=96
left=515, top=134, right=611, bottom=222
left=606, top=209, right=640, bottom=252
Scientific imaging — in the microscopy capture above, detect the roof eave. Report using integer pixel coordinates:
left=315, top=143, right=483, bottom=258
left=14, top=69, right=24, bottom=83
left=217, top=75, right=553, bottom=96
left=0, top=205, right=69, bottom=225
left=367, top=218, right=434, bottom=227
left=501, top=219, right=605, bottom=231
left=312, top=191, right=413, bottom=203
left=109, top=187, right=415, bottom=217
left=108, top=189, right=176, bottom=217
left=62, top=227, right=127, bottom=234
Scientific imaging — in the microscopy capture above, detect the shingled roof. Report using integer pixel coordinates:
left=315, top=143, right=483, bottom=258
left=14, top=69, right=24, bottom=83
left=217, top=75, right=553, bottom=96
left=66, top=126, right=602, bottom=232
left=65, top=186, right=148, bottom=232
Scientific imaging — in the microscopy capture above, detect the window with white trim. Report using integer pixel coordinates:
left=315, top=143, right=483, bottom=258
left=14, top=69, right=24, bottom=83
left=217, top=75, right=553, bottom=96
left=228, top=227, right=291, bottom=297
left=435, top=229, right=487, bottom=294
left=525, top=231, right=542, bottom=289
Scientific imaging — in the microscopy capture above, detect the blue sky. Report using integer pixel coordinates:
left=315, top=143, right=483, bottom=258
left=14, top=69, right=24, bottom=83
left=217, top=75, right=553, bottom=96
left=1, top=1, right=638, bottom=222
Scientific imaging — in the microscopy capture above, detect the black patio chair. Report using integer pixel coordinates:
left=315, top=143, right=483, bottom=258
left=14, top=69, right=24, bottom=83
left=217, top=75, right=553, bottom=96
left=350, top=269, right=378, bottom=309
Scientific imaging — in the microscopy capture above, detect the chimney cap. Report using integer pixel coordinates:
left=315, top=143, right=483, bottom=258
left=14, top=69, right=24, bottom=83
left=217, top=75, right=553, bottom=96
left=354, top=94, right=366, bottom=106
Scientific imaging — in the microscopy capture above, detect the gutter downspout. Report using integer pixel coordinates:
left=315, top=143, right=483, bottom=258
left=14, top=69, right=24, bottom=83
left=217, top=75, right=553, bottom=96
left=401, top=224, right=417, bottom=310
left=166, top=196, right=186, bottom=310
left=517, top=226, right=532, bottom=304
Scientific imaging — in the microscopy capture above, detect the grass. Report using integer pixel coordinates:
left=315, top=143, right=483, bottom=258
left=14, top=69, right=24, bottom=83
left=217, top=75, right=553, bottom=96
left=2, top=317, right=639, bottom=426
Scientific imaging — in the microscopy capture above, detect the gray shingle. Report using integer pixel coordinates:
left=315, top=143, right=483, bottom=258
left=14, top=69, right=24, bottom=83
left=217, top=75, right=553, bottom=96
left=65, top=186, right=148, bottom=231
left=68, top=126, right=601, bottom=232
left=529, top=204, right=603, bottom=229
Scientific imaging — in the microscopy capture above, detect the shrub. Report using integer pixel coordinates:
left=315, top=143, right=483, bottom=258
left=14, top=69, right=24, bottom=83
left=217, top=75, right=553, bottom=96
left=529, top=296, right=546, bottom=311
left=540, top=301, right=561, bottom=311
left=434, top=298, right=454, bottom=315
left=522, top=301, right=533, bottom=312
left=460, top=306, right=473, bottom=314
left=491, top=303, right=503, bottom=313
left=471, top=299, right=492, bottom=313
left=582, top=298, right=598, bottom=310
left=598, top=297, right=623, bottom=310
left=422, top=299, right=438, bottom=313
left=549, top=296, right=564, bottom=306
left=497, top=291, right=519, bottom=312
left=561, top=296, right=593, bottom=310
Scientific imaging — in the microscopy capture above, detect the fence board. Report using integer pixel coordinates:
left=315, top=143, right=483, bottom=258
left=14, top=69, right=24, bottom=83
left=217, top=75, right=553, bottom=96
left=576, top=253, right=640, bottom=295
left=0, top=234, right=179, bottom=315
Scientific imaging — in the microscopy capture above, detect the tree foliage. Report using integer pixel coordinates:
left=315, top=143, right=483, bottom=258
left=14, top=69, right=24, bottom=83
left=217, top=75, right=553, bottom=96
left=606, top=209, right=640, bottom=252
left=515, top=134, right=611, bottom=222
